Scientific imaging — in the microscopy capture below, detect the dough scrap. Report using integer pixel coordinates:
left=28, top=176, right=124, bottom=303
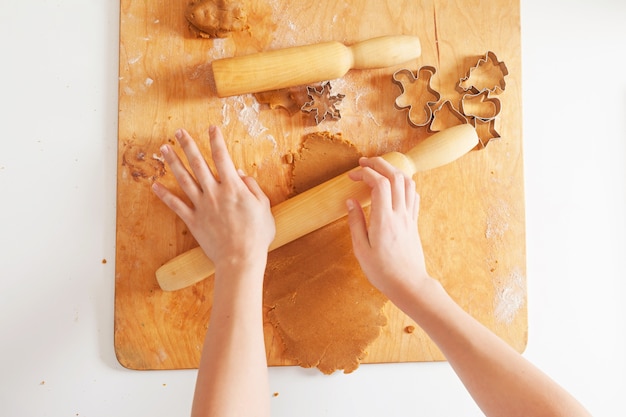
left=291, top=131, right=361, bottom=195
left=264, top=132, right=387, bottom=374
left=185, top=0, right=249, bottom=39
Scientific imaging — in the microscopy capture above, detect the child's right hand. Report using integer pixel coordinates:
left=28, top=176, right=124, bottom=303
left=346, top=156, right=431, bottom=299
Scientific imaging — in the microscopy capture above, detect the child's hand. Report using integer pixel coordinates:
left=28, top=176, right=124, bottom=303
left=346, top=156, right=430, bottom=298
left=152, top=126, right=275, bottom=274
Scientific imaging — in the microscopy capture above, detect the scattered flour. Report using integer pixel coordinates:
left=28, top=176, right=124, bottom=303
left=221, top=95, right=277, bottom=147
left=493, top=267, right=526, bottom=324
left=208, top=38, right=229, bottom=60
left=128, top=54, right=142, bottom=65
left=485, top=199, right=510, bottom=239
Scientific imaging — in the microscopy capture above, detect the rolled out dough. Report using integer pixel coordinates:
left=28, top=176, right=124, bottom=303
left=264, top=216, right=388, bottom=374
left=264, top=131, right=388, bottom=374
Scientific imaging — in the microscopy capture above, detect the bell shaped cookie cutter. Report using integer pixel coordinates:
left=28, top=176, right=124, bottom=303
left=429, top=100, right=468, bottom=133
left=392, top=66, right=441, bottom=127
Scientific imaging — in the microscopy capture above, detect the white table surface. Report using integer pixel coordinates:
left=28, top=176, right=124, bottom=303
left=1, top=1, right=625, bottom=416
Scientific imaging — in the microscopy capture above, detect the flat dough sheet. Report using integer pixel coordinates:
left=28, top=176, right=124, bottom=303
left=263, top=131, right=388, bottom=374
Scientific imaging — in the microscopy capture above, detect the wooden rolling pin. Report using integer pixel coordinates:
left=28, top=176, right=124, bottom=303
left=156, top=125, right=479, bottom=291
left=212, top=35, right=421, bottom=97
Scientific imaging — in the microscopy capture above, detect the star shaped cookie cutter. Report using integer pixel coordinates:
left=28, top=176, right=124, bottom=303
left=301, top=82, right=345, bottom=125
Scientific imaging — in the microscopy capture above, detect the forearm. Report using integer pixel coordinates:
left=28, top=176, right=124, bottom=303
left=191, top=261, right=270, bottom=417
left=391, top=278, right=591, bottom=417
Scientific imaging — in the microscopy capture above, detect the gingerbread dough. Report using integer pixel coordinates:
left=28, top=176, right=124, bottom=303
left=264, top=132, right=388, bottom=374
left=185, top=0, right=249, bottom=38
left=290, top=131, right=361, bottom=195
left=264, top=216, right=388, bottom=374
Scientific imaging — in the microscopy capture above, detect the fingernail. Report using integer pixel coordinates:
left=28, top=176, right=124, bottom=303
left=237, top=168, right=246, bottom=177
left=346, top=199, right=355, bottom=211
left=175, top=129, right=183, bottom=140
left=209, top=125, right=216, bottom=135
left=160, top=144, right=169, bottom=155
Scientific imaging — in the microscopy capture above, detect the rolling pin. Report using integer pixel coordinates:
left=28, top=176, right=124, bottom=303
left=212, top=35, right=421, bottom=97
left=156, top=124, right=479, bottom=291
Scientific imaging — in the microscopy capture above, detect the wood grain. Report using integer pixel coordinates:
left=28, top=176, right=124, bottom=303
left=115, top=0, right=525, bottom=370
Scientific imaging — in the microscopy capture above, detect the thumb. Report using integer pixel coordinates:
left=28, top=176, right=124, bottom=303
left=346, top=198, right=370, bottom=253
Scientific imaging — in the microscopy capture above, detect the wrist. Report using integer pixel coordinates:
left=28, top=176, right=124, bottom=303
left=384, top=273, right=441, bottom=315
left=215, top=250, right=266, bottom=278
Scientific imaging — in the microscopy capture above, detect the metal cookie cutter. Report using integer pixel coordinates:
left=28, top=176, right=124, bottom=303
left=457, top=51, right=509, bottom=148
left=392, top=66, right=441, bottom=127
left=471, top=118, right=501, bottom=149
left=457, top=51, right=509, bottom=94
left=429, top=100, right=468, bottom=133
left=301, top=82, right=345, bottom=125
left=460, top=90, right=502, bottom=121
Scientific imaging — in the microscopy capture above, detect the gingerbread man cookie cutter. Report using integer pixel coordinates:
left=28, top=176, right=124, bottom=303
left=392, top=66, right=441, bottom=127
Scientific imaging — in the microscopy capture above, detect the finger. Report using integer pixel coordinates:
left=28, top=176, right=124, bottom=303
left=239, top=170, right=269, bottom=204
left=160, top=143, right=202, bottom=201
left=404, top=176, right=417, bottom=214
left=359, top=157, right=408, bottom=211
left=346, top=198, right=370, bottom=254
left=175, top=128, right=217, bottom=190
left=208, top=125, right=239, bottom=184
left=348, top=166, right=392, bottom=212
left=412, top=191, right=420, bottom=222
left=151, top=181, right=194, bottom=224
left=348, top=166, right=392, bottom=228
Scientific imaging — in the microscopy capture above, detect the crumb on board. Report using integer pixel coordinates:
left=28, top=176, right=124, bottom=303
left=404, top=325, right=415, bottom=334
left=102, top=258, right=107, bottom=264
left=273, top=392, right=279, bottom=397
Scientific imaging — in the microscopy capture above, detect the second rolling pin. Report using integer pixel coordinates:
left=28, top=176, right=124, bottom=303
left=212, top=35, right=421, bottom=97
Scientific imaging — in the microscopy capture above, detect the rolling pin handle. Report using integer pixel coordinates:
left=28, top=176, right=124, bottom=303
left=350, top=35, right=422, bottom=69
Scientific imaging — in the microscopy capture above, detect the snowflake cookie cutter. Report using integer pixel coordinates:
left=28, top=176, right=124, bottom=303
left=392, top=66, right=441, bottom=128
left=301, top=82, right=345, bottom=125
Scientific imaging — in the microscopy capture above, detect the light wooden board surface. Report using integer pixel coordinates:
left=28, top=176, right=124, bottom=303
left=115, top=0, right=525, bottom=370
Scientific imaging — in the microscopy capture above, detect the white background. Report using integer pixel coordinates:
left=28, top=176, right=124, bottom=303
left=1, top=0, right=624, bottom=416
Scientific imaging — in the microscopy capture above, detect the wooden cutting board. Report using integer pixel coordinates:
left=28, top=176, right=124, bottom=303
left=115, top=0, right=525, bottom=370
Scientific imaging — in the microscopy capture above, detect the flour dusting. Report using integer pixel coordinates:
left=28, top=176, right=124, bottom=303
left=222, top=95, right=277, bottom=147
left=485, top=199, right=510, bottom=239
left=128, top=54, right=142, bottom=65
left=493, top=268, right=526, bottom=324
left=221, top=103, right=231, bottom=126
left=208, top=38, right=229, bottom=60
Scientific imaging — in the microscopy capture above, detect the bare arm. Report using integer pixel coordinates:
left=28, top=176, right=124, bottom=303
left=152, top=126, right=274, bottom=417
left=346, top=156, right=591, bottom=417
